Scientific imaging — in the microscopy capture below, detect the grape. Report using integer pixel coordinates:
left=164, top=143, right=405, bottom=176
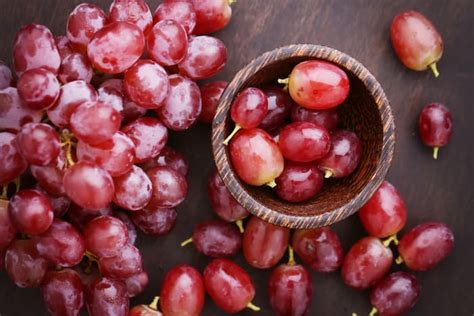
left=398, top=222, right=454, bottom=271
left=70, top=101, right=121, bottom=146
left=114, top=212, right=137, bottom=245
left=0, top=60, right=13, bottom=89
left=17, top=123, right=60, bottom=166
left=76, top=131, right=136, bottom=177
left=99, top=244, right=143, bottom=279
left=160, top=265, right=205, bottom=316
left=370, top=271, right=420, bottom=316
left=178, top=36, right=227, bottom=80
left=47, top=80, right=98, bottom=128
left=0, top=199, right=16, bottom=250
left=130, top=206, right=177, bottom=236
left=54, top=36, right=74, bottom=60
left=199, top=81, right=228, bottom=124
left=67, top=3, right=108, bottom=53
left=86, top=277, right=129, bottom=316
left=35, top=186, right=70, bottom=218
left=260, top=86, right=294, bottom=131
left=84, top=215, right=129, bottom=258
left=391, top=11, right=443, bottom=76
left=129, top=304, right=162, bottom=316
left=153, top=0, right=196, bottom=34
left=341, top=236, right=393, bottom=289
left=359, top=181, right=407, bottom=238
left=157, top=74, right=202, bottom=131
left=98, top=86, right=124, bottom=113
left=41, top=269, right=84, bottom=316
left=317, top=130, right=362, bottom=178
left=292, top=227, right=344, bottom=273
left=87, top=22, right=145, bottom=74
left=291, top=105, right=339, bottom=131
left=204, top=259, right=258, bottom=313
left=63, top=161, right=115, bottom=210
left=9, top=189, right=54, bottom=235
left=418, top=103, right=452, bottom=159
left=31, top=148, right=67, bottom=196
left=67, top=204, right=113, bottom=231
left=17, top=68, right=60, bottom=110
left=191, top=0, right=232, bottom=35
left=0, top=87, right=42, bottom=132
left=147, top=166, right=188, bottom=208
left=113, top=165, right=152, bottom=211
left=0, top=132, right=28, bottom=185
left=124, top=271, right=149, bottom=298
left=275, top=161, right=324, bottom=202
left=5, top=239, right=48, bottom=288
left=229, top=128, right=284, bottom=186
left=147, top=20, right=188, bottom=66
left=122, top=117, right=168, bottom=163
left=243, top=216, right=290, bottom=269
left=109, top=0, right=153, bottom=34
left=58, top=53, right=93, bottom=84
left=140, top=146, right=188, bottom=175
left=230, top=87, right=268, bottom=130
left=13, top=24, right=60, bottom=76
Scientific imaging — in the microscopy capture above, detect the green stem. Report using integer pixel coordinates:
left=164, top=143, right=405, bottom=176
left=324, top=170, right=333, bottom=179
left=382, top=234, right=399, bottom=247
left=395, top=256, right=404, bottom=265
left=149, top=296, right=159, bottom=310
left=287, top=246, right=296, bottom=266
left=13, top=177, right=21, bottom=193
left=181, top=238, right=193, bottom=247
left=0, top=185, right=8, bottom=200
left=266, top=180, right=277, bottom=188
left=369, top=306, right=378, bottom=316
left=433, top=146, right=439, bottom=160
left=247, top=302, right=261, bottom=312
left=429, top=63, right=439, bottom=78
left=235, top=220, right=245, bottom=233
left=278, top=78, right=289, bottom=91
left=223, top=124, right=242, bottom=146
left=228, top=0, right=236, bottom=4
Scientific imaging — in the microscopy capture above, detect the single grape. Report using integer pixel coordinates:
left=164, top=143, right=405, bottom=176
left=67, top=3, right=108, bottom=53
left=58, top=53, right=93, bottom=84
left=275, top=161, right=324, bottom=202
left=160, top=265, right=205, bottom=316
left=98, top=86, right=124, bottom=114
left=0, top=87, right=42, bottom=132
left=157, top=74, right=202, bottom=131
left=124, top=271, right=149, bottom=298
left=147, top=20, right=188, bottom=66
left=109, top=0, right=153, bottom=34
left=54, top=36, right=73, bottom=60
left=191, top=0, right=233, bottom=35
left=114, top=212, right=137, bottom=245
left=113, top=165, right=152, bottom=211
left=99, top=243, right=143, bottom=279
left=418, top=103, right=453, bottom=159
left=41, top=269, right=84, bottom=316
left=398, top=222, right=454, bottom=271
left=259, top=86, right=295, bottom=131
left=140, top=146, right=189, bottom=175
left=17, top=123, right=60, bottom=166
left=0, top=132, right=28, bottom=185
left=199, top=81, right=228, bottom=124
left=341, top=236, right=393, bottom=290
left=153, top=0, right=196, bottom=34
left=84, top=215, right=129, bottom=258
left=391, top=11, right=443, bottom=77
left=31, top=148, right=67, bottom=196
left=291, top=105, right=339, bottom=131
left=0, top=199, right=16, bottom=250
left=86, top=277, right=129, bottom=316
left=67, top=204, right=113, bottom=231
left=9, top=189, right=54, bottom=235
left=17, top=68, right=60, bottom=110
left=131, top=206, right=177, bottom=236
left=317, top=130, right=362, bottom=178
left=0, top=60, right=13, bottom=89
left=359, top=181, right=407, bottom=238
left=147, top=166, right=188, bottom=208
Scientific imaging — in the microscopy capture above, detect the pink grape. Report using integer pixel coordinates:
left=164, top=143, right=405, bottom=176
left=113, top=165, right=152, bottom=211
left=17, top=123, right=60, bottom=166
left=0, top=87, right=42, bottom=132
left=41, top=269, right=84, bottom=316
left=147, top=19, right=188, bottom=66
left=418, top=103, right=453, bottom=159
left=153, top=0, right=196, bottom=34
left=147, top=166, right=188, bottom=208
left=230, top=87, right=268, bottom=129
left=58, top=53, right=93, bottom=84
left=0, top=132, right=28, bottom=185
left=9, top=189, right=54, bottom=235
left=109, top=0, right=153, bottom=34
left=191, top=0, right=233, bottom=35
left=17, top=68, right=60, bottom=110
left=83, top=215, right=129, bottom=258
left=86, top=277, right=129, bottom=316
left=67, top=3, right=108, bottom=53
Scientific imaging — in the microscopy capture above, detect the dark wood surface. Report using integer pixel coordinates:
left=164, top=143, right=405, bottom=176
left=0, top=0, right=472, bottom=315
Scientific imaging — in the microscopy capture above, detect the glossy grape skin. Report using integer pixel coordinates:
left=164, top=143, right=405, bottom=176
left=230, top=128, right=284, bottom=186
left=0, top=132, right=28, bottom=185
left=13, top=24, right=60, bottom=76
left=370, top=271, right=421, bottom=316
left=204, top=258, right=256, bottom=313
left=41, top=269, right=84, bottom=316
left=260, top=86, right=294, bottom=131
left=207, top=169, right=249, bottom=222
left=291, top=105, right=339, bottom=131
left=0, top=61, right=13, bottom=89
left=160, top=265, right=205, bottom=316
left=131, top=206, right=177, bottom=236
left=67, top=3, right=108, bottom=53
left=157, top=74, right=202, bottom=131
left=54, top=36, right=74, bottom=60
left=141, top=146, right=189, bottom=175
left=9, top=189, right=54, bottom=235
left=63, top=161, right=115, bottom=210
left=153, top=1, right=196, bottom=34
left=109, top=0, right=153, bottom=34
left=398, top=222, right=454, bottom=271
left=124, top=271, right=149, bottom=298
left=31, top=148, right=67, bottom=196
left=391, top=11, right=443, bottom=74
left=341, top=236, right=393, bottom=290
left=5, top=239, right=48, bottom=288
left=147, top=20, right=188, bottom=66
left=0, top=200, right=16, bottom=250
left=418, top=103, right=453, bottom=158
left=359, top=181, right=407, bottom=238
left=199, top=81, right=227, bottom=123
left=17, top=123, right=60, bottom=166
left=0, top=87, right=42, bottom=132
left=86, top=277, right=129, bottom=316
left=122, top=117, right=168, bottom=163
left=67, top=204, right=113, bottom=231
left=275, top=161, right=324, bottom=202
left=191, top=0, right=232, bottom=35
left=147, top=166, right=188, bottom=208
left=58, top=53, right=93, bottom=84
left=99, top=244, right=143, bottom=279
left=178, top=36, right=227, bottom=80
left=17, top=68, right=60, bottom=110
left=292, top=227, right=344, bottom=273
left=243, top=216, right=290, bottom=269
left=84, top=215, right=129, bottom=258
left=268, top=264, right=313, bottom=316
left=317, top=130, right=362, bottom=178
left=113, top=165, right=152, bottom=211
left=231, top=87, right=268, bottom=129
left=87, top=22, right=145, bottom=74
left=191, top=219, right=242, bottom=258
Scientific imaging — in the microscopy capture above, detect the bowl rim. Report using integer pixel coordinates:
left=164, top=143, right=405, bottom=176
left=211, top=44, right=395, bottom=229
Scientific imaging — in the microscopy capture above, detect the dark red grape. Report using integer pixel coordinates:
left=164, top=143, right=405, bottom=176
left=54, top=36, right=73, bottom=60
left=67, top=204, right=113, bottom=231
left=275, top=161, right=324, bottom=202
left=67, top=3, right=108, bottom=53
left=31, top=148, right=67, bottom=196
left=114, top=212, right=137, bottom=245
left=130, top=206, right=177, bottom=236
left=99, top=244, right=143, bottom=279
left=291, top=105, right=339, bottom=131
left=147, top=20, right=188, bottom=66
left=41, top=269, right=84, bottom=316
left=124, top=271, right=148, bottom=298
left=17, top=123, right=60, bottom=166
left=147, top=166, right=188, bottom=208
left=0, top=132, right=28, bottom=185
left=0, top=60, right=13, bottom=89
left=0, top=199, right=16, bottom=250
left=9, top=189, right=54, bottom=235
left=86, top=277, right=129, bottom=316
left=58, top=53, right=93, bottom=84
left=153, top=0, right=196, bottom=34
left=199, top=81, right=227, bottom=124
left=140, top=146, right=188, bottom=176
left=418, top=103, right=453, bottom=159
left=37, top=188, right=70, bottom=218
left=109, top=0, right=153, bottom=34
left=83, top=215, right=129, bottom=258
left=191, top=0, right=233, bottom=35
left=260, top=86, right=294, bottom=131
left=0, top=87, right=42, bottom=132
left=17, top=68, right=60, bottom=110
left=113, top=165, right=152, bottom=211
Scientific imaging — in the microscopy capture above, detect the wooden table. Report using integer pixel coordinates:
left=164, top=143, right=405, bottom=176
left=0, top=0, right=472, bottom=315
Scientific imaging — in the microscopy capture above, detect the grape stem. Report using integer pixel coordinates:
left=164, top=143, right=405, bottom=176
left=246, top=301, right=261, bottom=312
left=228, top=0, right=236, bottom=4
left=395, top=256, right=404, bottom=265
left=61, top=129, right=77, bottom=167
left=429, top=63, right=439, bottom=78
left=181, top=238, right=193, bottom=247
left=13, top=177, right=21, bottom=193
left=324, top=170, right=333, bottom=179
left=369, top=306, right=378, bottom=316
left=266, top=180, right=277, bottom=188
left=83, top=251, right=98, bottom=274
left=287, top=246, right=296, bottom=266
left=433, top=146, right=439, bottom=160
left=277, top=78, right=289, bottom=91
left=0, top=185, right=7, bottom=200
left=223, top=124, right=242, bottom=146
left=382, top=234, right=399, bottom=247
left=149, top=296, right=159, bottom=310
left=235, top=220, right=245, bottom=233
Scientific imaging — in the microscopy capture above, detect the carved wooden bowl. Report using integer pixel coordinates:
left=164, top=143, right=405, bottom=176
left=211, top=44, right=395, bottom=229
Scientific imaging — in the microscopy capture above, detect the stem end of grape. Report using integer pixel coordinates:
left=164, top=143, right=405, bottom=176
left=223, top=124, right=242, bottom=146
left=149, top=296, right=159, bottom=310
left=235, top=220, right=245, bottom=233
left=266, top=180, right=277, bottom=188
left=395, top=256, right=404, bottom=265
left=433, top=146, right=439, bottom=160
left=382, top=234, right=399, bottom=247
left=429, top=63, right=440, bottom=78
left=180, top=238, right=193, bottom=247
left=247, top=301, right=261, bottom=312
left=324, top=170, right=333, bottom=179
left=287, top=245, right=296, bottom=266
left=369, top=306, right=378, bottom=316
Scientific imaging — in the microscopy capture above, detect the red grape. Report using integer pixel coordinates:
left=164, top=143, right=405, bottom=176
left=286, top=60, right=349, bottom=110
left=129, top=304, right=162, bottom=316
left=317, top=130, right=362, bottom=178
left=87, top=22, right=145, bottom=74
left=147, top=166, right=188, bottom=208
left=275, top=161, right=324, bottom=202
left=67, top=204, right=113, bottom=231
left=291, top=105, right=339, bottom=131
left=259, top=86, right=295, bottom=131
left=418, top=103, right=453, bottom=159
left=0, top=132, right=28, bottom=185
left=230, top=128, right=284, bottom=186
left=229, top=87, right=268, bottom=135
left=292, top=227, right=344, bottom=273
left=0, top=199, right=16, bottom=250
left=17, top=68, right=60, bottom=110
left=131, top=206, right=177, bottom=236
left=153, top=1, right=196, bottom=34
left=157, top=74, right=202, bottom=131
left=141, top=146, right=188, bottom=175
left=204, top=258, right=258, bottom=313
left=191, top=0, right=233, bottom=35
left=0, top=87, right=42, bottom=132
left=359, top=181, right=407, bottom=238
left=83, top=215, right=129, bottom=258
left=391, top=11, right=443, bottom=77
left=160, top=265, right=205, bottom=316
left=9, top=189, right=54, bottom=235
left=113, top=165, right=152, bottom=211
left=31, top=148, right=67, bottom=196
left=54, top=36, right=73, bottom=60
left=398, top=222, right=454, bottom=271
left=114, top=211, right=137, bottom=245
left=63, top=161, right=115, bottom=210
left=243, top=216, right=290, bottom=269
left=13, top=24, right=60, bottom=76
left=0, top=60, right=13, bottom=89
left=98, top=86, right=124, bottom=113
left=5, top=239, right=48, bottom=288
left=178, top=36, right=227, bottom=80
left=124, top=271, right=149, bottom=298
left=99, top=243, right=143, bottom=279
left=341, top=236, right=393, bottom=290
left=17, top=123, right=60, bottom=166
left=67, top=3, right=108, bottom=53
left=41, top=269, right=84, bottom=316
left=37, top=188, right=70, bottom=218
left=370, top=271, right=420, bottom=316
left=199, top=81, right=227, bottom=124
left=147, top=20, right=188, bottom=66
left=86, top=277, right=129, bottom=316
left=58, top=53, right=93, bottom=84
left=109, top=0, right=153, bottom=34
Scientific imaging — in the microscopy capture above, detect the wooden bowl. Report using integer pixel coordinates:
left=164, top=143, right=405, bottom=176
left=211, top=44, right=395, bottom=229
